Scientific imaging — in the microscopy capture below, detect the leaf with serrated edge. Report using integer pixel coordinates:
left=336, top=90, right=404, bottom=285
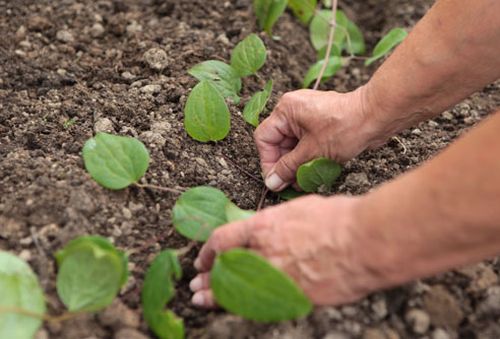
left=188, top=60, right=242, bottom=104
left=230, top=34, right=267, bottom=77
left=365, top=28, right=407, bottom=66
left=211, top=249, right=312, bottom=322
left=0, top=252, right=46, bottom=339
left=82, top=133, right=149, bottom=190
left=243, top=80, right=273, bottom=127
left=173, top=186, right=230, bottom=241
left=303, top=57, right=342, bottom=88
left=142, top=250, right=184, bottom=339
left=296, top=157, right=342, bottom=193
left=253, top=0, right=288, bottom=34
left=309, top=10, right=349, bottom=51
left=184, top=81, right=231, bottom=142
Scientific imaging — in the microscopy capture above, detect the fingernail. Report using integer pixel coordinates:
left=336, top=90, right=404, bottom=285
left=194, top=258, right=201, bottom=270
left=265, top=173, right=284, bottom=191
left=191, top=292, right=204, bottom=306
left=189, top=276, right=202, bottom=292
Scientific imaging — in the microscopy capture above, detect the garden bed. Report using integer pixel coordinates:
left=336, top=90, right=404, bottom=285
left=1, top=0, right=500, bottom=338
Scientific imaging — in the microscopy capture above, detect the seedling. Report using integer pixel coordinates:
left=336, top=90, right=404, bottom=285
left=253, top=0, right=288, bottom=35
left=297, top=157, right=342, bottom=192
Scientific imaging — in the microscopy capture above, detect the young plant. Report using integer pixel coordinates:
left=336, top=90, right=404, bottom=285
left=230, top=33, right=267, bottom=77
left=296, top=157, right=342, bottom=192
left=253, top=0, right=288, bottom=35
left=365, top=27, right=408, bottom=66
left=288, top=0, right=317, bottom=25
left=142, top=250, right=184, bottom=339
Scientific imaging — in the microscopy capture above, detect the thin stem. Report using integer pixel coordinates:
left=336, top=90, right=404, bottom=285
left=313, top=0, right=339, bottom=90
left=134, top=183, right=184, bottom=194
left=220, top=153, right=263, bottom=183
left=257, top=188, right=269, bottom=211
left=0, top=306, right=81, bottom=323
left=176, top=241, right=197, bottom=257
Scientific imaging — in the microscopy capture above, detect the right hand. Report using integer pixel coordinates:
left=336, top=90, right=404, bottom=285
left=254, top=86, right=383, bottom=191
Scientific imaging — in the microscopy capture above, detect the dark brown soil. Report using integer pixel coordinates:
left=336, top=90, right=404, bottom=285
left=1, top=0, right=499, bottom=338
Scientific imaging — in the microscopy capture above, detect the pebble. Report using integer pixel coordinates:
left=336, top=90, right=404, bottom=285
left=56, top=30, right=74, bottom=43
left=405, top=308, right=430, bottom=334
left=143, top=48, right=169, bottom=71
left=478, top=286, right=500, bottom=316
left=99, top=299, right=140, bottom=329
left=126, top=21, right=143, bottom=35
left=345, top=172, right=370, bottom=187
left=18, top=249, right=32, bottom=261
left=431, top=328, right=451, bottom=339
left=121, top=71, right=135, bottom=80
left=411, top=128, right=422, bottom=135
left=27, top=16, right=52, bottom=31
left=90, top=23, right=105, bottom=38
left=441, top=111, right=454, bottom=120
left=114, top=328, right=148, bottom=339
left=151, top=121, right=171, bottom=134
left=140, top=131, right=166, bottom=147
left=371, top=298, right=388, bottom=320
left=122, top=208, right=132, bottom=220
left=423, top=285, right=463, bottom=329
left=94, top=117, right=115, bottom=133
left=428, top=120, right=439, bottom=128
left=140, top=84, right=162, bottom=95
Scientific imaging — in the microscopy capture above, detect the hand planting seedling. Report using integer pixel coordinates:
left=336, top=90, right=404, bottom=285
left=0, top=236, right=128, bottom=339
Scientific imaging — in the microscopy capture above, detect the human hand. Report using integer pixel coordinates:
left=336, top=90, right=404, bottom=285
left=189, top=195, right=383, bottom=308
left=255, top=86, right=384, bottom=191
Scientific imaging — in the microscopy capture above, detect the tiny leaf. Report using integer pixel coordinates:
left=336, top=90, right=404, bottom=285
left=56, top=237, right=127, bottom=312
left=211, top=249, right=312, bottom=322
left=142, top=250, right=184, bottom=339
left=253, top=0, right=288, bottom=34
left=365, top=28, right=407, bottom=66
left=188, top=60, right=242, bottom=104
left=173, top=186, right=230, bottom=241
left=184, top=81, right=231, bottom=142
left=0, top=252, right=46, bottom=339
left=303, top=56, right=342, bottom=88
left=82, top=133, right=150, bottom=190
left=243, top=80, right=273, bottom=127
left=288, top=0, right=317, bottom=25
left=345, top=19, right=365, bottom=55
left=230, top=34, right=267, bottom=77
left=225, top=202, right=256, bottom=222
left=296, top=157, right=342, bottom=193
left=277, top=187, right=307, bottom=201
left=309, top=10, right=349, bottom=51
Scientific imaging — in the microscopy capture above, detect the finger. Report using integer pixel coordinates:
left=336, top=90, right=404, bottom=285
left=189, top=273, right=210, bottom=292
left=194, top=219, right=252, bottom=272
left=265, top=139, right=315, bottom=191
left=191, top=289, right=217, bottom=308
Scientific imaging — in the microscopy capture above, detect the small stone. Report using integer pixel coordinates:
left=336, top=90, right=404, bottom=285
left=28, top=16, right=52, bottom=31
left=441, top=111, right=453, bottom=120
left=345, top=172, right=370, bottom=187
left=423, top=285, right=463, bottom=329
left=140, top=84, right=162, bottom=95
left=94, top=117, right=115, bottom=133
left=90, top=23, right=105, bottom=38
left=122, top=208, right=132, bottom=220
left=371, top=298, right=388, bottom=320
left=151, top=121, right=171, bottom=134
left=216, top=33, right=231, bottom=45
left=411, top=128, right=422, bottom=135
left=56, top=30, right=74, bottom=43
left=405, top=308, right=430, bottom=334
left=428, top=120, right=439, bottom=128
left=470, top=266, right=498, bottom=292
left=16, top=25, right=27, bottom=40
left=99, top=299, right=140, bottom=329
left=121, top=71, right=135, bottom=80
left=143, top=48, right=169, bottom=71
left=126, top=21, right=143, bottom=35
left=341, top=305, right=357, bottom=317
left=140, top=131, right=166, bottom=147
left=431, top=329, right=451, bottom=339
left=18, top=249, right=32, bottom=261
left=478, top=286, right=500, bottom=316
left=114, top=328, right=148, bottom=339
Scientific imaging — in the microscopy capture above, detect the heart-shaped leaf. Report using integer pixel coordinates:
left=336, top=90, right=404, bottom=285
left=83, top=133, right=150, bottom=190
left=211, top=249, right=312, bottom=322
left=0, top=252, right=46, bottom=339
left=142, top=250, right=184, bottom=339
left=184, top=81, right=231, bottom=142
left=303, top=56, right=342, bottom=88
left=225, top=202, right=256, bottom=222
left=243, top=80, right=273, bottom=127
left=56, top=236, right=128, bottom=312
left=288, top=0, right=317, bottom=24
left=310, top=10, right=348, bottom=51
left=365, top=28, right=407, bottom=66
left=253, top=0, right=288, bottom=34
left=173, top=186, right=230, bottom=241
left=296, top=157, right=342, bottom=192
left=230, top=34, right=267, bottom=77
left=188, top=60, right=242, bottom=104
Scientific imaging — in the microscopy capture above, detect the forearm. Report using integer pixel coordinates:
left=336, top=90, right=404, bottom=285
left=361, top=0, right=500, bottom=145
left=352, top=110, right=500, bottom=290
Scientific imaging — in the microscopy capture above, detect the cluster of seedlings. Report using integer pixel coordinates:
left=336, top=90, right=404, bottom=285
left=0, top=1, right=407, bottom=338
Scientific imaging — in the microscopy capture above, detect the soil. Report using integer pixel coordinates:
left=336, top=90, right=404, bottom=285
left=1, top=0, right=499, bottom=338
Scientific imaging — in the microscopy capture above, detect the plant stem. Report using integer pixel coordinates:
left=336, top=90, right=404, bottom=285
left=0, top=306, right=80, bottom=323
left=313, top=0, right=339, bottom=90
left=220, top=153, right=263, bottom=183
left=134, top=183, right=184, bottom=194
left=257, top=187, right=269, bottom=211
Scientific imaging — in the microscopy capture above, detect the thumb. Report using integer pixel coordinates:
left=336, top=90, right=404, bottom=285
left=264, top=140, right=314, bottom=191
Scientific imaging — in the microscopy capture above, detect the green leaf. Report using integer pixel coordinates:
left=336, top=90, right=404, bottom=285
left=184, top=81, right=231, bottom=142
left=56, top=237, right=127, bottom=312
left=173, top=186, right=230, bottom=241
left=211, top=249, right=312, bottom=322
left=277, top=187, right=307, bottom=201
left=365, top=28, right=407, bottom=66
left=253, top=0, right=288, bottom=34
left=288, top=0, right=317, bottom=25
left=309, top=10, right=349, bottom=51
left=188, top=60, right=242, bottom=104
left=345, top=19, right=365, bottom=55
left=230, top=34, right=267, bottom=77
left=316, top=44, right=341, bottom=60
left=243, top=80, right=273, bottom=127
left=82, top=133, right=150, bottom=190
left=142, top=250, right=184, bottom=339
left=303, top=56, right=342, bottom=88
left=0, top=252, right=46, bottom=339
left=296, top=157, right=342, bottom=192
left=225, top=202, right=256, bottom=222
